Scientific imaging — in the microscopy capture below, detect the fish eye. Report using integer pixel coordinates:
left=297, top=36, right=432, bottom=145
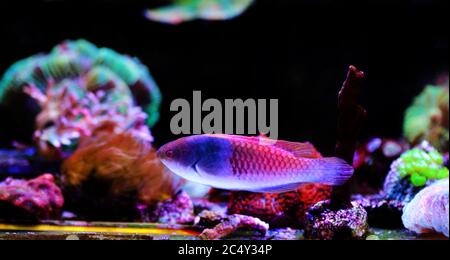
left=165, top=150, right=174, bottom=158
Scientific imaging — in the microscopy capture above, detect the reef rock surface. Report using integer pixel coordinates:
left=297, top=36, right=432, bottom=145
left=0, top=174, right=64, bottom=221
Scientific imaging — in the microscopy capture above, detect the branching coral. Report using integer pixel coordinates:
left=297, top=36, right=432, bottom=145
left=25, top=79, right=153, bottom=159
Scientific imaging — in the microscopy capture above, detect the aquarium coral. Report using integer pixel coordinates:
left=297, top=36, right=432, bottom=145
left=402, top=179, right=449, bottom=237
left=403, top=85, right=449, bottom=152
left=0, top=39, right=161, bottom=154
left=0, top=174, right=64, bottom=221
left=383, top=141, right=448, bottom=203
left=25, top=80, right=153, bottom=159
left=145, top=0, right=254, bottom=25
left=61, top=133, right=178, bottom=220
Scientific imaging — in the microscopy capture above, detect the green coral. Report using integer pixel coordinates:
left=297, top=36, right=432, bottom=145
left=145, top=0, right=255, bottom=24
left=0, top=39, right=161, bottom=127
left=403, top=85, right=449, bottom=152
left=398, top=148, right=448, bottom=187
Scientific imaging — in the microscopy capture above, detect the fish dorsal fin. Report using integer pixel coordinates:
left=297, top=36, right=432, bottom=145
left=274, top=141, right=323, bottom=159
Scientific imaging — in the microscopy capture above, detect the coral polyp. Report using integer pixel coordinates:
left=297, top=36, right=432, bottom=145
left=398, top=148, right=448, bottom=187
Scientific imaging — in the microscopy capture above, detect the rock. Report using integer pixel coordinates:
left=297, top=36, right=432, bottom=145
left=148, top=191, right=195, bottom=225
left=194, top=210, right=226, bottom=228
left=0, top=174, right=64, bottom=221
left=304, top=200, right=368, bottom=240
left=353, top=194, right=405, bottom=229
left=199, top=214, right=269, bottom=240
left=227, top=183, right=332, bottom=228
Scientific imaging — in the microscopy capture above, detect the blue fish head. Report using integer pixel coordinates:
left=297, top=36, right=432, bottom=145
left=157, top=135, right=232, bottom=185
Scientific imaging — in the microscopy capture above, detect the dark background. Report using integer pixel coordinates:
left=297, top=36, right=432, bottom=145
left=0, top=0, right=448, bottom=155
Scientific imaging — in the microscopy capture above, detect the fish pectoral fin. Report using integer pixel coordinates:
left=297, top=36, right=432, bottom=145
left=248, top=183, right=303, bottom=194
left=274, top=141, right=323, bottom=159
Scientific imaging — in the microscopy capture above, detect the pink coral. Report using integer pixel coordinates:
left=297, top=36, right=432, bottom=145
left=402, top=179, right=449, bottom=237
left=0, top=174, right=64, bottom=220
left=25, top=79, right=152, bottom=160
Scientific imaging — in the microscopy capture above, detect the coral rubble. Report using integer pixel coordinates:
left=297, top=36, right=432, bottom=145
left=199, top=214, right=269, bottom=240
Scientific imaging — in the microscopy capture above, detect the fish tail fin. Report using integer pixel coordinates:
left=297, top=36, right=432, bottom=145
left=313, top=157, right=354, bottom=186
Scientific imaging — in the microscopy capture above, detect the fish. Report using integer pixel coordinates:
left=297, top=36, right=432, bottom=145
left=157, top=134, right=354, bottom=193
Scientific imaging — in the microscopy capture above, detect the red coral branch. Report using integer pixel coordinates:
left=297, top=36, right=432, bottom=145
left=331, top=65, right=367, bottom=209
